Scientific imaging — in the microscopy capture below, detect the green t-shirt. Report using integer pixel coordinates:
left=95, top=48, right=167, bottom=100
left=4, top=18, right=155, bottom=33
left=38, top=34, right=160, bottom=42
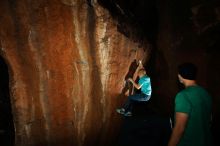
left=175, top=85, right=213, bottom=146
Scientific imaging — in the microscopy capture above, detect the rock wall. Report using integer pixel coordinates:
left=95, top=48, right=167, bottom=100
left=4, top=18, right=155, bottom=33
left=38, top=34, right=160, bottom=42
left=0, top=0, right=149, bottom=146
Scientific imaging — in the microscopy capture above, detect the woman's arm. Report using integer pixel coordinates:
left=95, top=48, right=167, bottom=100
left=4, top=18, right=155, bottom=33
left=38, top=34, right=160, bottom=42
left=128, top=78, right=142, bottom=90
left=132, top=60, right=144, bottom=81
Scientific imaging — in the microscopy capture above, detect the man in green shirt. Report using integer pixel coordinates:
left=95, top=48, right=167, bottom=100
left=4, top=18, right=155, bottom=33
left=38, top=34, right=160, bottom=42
left=168, top=63, right=213, bottom=146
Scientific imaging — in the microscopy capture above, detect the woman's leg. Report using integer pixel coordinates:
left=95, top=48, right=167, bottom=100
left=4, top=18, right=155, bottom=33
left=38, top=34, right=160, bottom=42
left=123, top=94, right=140, bottom=112
left=124, top=94, right=150, bottom=112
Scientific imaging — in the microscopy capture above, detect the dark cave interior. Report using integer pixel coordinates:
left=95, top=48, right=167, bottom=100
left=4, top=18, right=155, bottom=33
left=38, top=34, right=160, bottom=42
left=0, top=0, right=220, bottom=145
left=0, top=56, right=14, bottom=146
left=97, top=0, right=158, bottom=43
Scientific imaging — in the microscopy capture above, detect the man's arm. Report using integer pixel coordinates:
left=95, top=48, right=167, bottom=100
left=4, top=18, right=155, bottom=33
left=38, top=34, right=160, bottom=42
left=168, top=112, right=189, bottom=146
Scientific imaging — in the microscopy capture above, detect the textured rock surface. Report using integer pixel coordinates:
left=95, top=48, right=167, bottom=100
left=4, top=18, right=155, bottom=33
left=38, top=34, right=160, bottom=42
left=0, top=0, right=149, bottom=145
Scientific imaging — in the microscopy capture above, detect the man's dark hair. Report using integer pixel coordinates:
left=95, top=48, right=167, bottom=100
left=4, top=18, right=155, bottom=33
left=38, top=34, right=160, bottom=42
left=178, top=63, right=197, bottom=80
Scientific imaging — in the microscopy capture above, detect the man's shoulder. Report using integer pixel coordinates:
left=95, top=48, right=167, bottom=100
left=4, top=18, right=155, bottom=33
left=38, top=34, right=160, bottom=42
left=194, top=86, right=209, bottom=93
left=177, top=89, right=187, bottom=95
left=186, top=86, right=209, bottom=96
left=175, top=90, right=188, bottom=100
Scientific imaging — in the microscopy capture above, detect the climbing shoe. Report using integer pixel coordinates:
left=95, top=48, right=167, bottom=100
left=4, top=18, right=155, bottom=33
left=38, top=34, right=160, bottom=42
left=116, top=108, right=125, bottom=115
left=124, top=111, right=132, bottom=117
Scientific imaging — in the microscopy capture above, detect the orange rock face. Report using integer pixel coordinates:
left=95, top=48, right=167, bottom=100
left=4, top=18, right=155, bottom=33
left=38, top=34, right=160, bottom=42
left=0, top=0, right=149, bottom=145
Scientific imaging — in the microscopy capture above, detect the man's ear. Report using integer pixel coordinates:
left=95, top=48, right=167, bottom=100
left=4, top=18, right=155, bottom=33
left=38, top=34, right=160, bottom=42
left=178, top=74, right=184, bottom=83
